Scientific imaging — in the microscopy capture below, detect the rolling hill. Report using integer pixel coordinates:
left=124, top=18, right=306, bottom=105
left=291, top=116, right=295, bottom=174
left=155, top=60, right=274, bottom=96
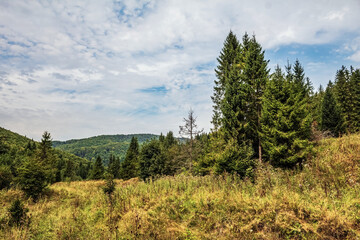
left=52, top=134, right=159, bottom=164
left=0, top=126, right=89, bottom=182
left=0, top=127, right=86, bottom=165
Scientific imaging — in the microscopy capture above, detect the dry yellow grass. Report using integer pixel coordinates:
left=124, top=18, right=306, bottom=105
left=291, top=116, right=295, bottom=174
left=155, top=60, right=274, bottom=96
left=1, top=134, right=360, bottom=239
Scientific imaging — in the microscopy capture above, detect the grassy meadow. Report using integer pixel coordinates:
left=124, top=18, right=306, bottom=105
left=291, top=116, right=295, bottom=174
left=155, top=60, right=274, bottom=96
left=1, top=134, right=360, bottom=239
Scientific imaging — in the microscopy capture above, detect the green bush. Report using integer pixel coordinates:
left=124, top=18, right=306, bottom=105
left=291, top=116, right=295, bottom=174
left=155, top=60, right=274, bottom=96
left=16, top=158, right=48, bottom=200
left=8, top=199, right=29, bottom=227
left=103, top=173, right=115, bottom=195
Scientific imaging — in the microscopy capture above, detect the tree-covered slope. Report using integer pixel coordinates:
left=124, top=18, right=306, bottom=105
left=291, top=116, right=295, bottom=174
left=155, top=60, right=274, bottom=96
left=53, top=134, right=159, bottom=164
left=0, top=127, right=89, bottom=184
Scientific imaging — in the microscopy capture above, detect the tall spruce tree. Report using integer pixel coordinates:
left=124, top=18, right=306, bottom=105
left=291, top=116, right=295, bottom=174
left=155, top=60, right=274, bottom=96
left=260, top=65, right=312, bottom=167
left=320, top=81, right=343, bottom=136
left=240, top=34, right=269, bottom=161
left=221, top=48, right=248, bottom=143
left=120, top=137, right=139, bottom=180
left=334, top=66, right=352, bottom=131
left=349, top=68, right=360, bottom=132
left=211, top=30, right=240, bottom=131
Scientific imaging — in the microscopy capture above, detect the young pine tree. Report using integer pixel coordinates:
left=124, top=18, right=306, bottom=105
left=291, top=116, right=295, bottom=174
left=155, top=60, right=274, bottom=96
left=120, top=137, right=139, bottom=180
left=16, top=158, right=48, bottom=200
left=8, top=199, right=29, bottom=227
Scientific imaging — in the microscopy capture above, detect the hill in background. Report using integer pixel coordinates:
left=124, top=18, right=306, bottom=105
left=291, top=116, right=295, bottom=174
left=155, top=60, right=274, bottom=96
left=0, top=127, right=87, bottom=166
left=53, top=134, right=159, bottom=164
left=1, top=133, right=360, bottom=239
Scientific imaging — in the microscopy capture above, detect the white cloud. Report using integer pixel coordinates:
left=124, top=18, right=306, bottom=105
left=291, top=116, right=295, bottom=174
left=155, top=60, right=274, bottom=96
left=0, top=0, right=360, bottom=140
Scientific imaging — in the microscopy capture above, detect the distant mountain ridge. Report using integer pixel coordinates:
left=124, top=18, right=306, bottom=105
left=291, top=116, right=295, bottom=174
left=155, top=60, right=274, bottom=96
left=53, top=134, right=159, bottom=164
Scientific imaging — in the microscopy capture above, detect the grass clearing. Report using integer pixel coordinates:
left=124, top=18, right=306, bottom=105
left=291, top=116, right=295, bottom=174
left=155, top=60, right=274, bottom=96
left=1, top=134, right=360, bottom=239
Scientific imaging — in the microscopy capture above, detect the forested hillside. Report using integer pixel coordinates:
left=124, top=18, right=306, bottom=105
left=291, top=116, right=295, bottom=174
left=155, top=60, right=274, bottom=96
left=53, top=134, right=158, bottom=164
left=0, top=127, right=90, bottom=189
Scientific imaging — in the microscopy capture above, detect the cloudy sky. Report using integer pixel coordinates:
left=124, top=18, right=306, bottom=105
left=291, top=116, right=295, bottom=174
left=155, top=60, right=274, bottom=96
left=1, top=0, right=360, bottom=140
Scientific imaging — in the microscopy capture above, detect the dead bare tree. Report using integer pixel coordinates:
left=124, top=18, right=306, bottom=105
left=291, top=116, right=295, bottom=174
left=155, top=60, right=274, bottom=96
left=179, top=109, right=203, bottom=171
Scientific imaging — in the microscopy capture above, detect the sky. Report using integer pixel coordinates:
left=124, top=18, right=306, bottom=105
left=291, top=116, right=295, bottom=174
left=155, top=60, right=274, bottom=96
left=1, top=0, right=360, bottom=141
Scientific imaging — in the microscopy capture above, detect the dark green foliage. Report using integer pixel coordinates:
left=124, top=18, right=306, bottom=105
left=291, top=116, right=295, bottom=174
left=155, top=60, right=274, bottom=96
left=311, top=84, right=325, bottom=127
left=39, top=131, right=52, bottom=161
left=120, top=137, right=139, bottom=180
left=16, top=158, right=48, bottom=200
left=334, top=66, right=351, bottom=128
left=320, top=82, right=343, bottom=136
left=0, top=165, right=13, bottom=190
left=8, top=199, right=29, bottom=227
left=211, top=32, right=269, bottom=174
left=214, top=139, right=254, bottom=177
left=139, top=139, right=165, bottom=180
left=349, top=69, right=360, bottom=132
left=260, top=65, right=312, bottom=167
left=63, top=159, right=76, bottom=180
left=108, top=154, right=121, bottom=179
left=212, top=30, right=240, bottom=130
left=113, top=157, right=121, bottom=179
left=53, top=134, right=157, bottom=164
left=90, top=156, right=104, bottom=180
left=103, top=173, right=115, bottom=195
left=240, top=34, right=269, bottom=160
left=0, top=127, right=95, bottom=185
left=0, top=136, right=10, bottom=154
left=221, top=51, right=248, bottom=143
left=164, top=131, right=177, bottom=149
left=332, top=66, right=360, bottom=133
left=78, top=162, right=89, bottom=180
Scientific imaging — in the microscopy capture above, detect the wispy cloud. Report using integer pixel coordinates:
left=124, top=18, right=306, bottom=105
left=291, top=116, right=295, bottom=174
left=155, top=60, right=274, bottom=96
left=0, top=0, right=360, bottom=140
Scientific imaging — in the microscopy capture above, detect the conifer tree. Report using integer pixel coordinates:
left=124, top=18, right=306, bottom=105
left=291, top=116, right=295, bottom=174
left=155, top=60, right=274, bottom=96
left=240, top=34, right=269, bottom=161
left=37, top=131, right=57, bottom=183
left=164, top=131, right=177, bottom=149
left=78, top=162, right=88, bottom=180
left=90, top=156, right=104, bottom=180
left=39, top=131, right=52, bottom=161
left=139, top=139, right=164, bottom=180
left=112, top=157, right=121, bottom=179
left=349, top=68, right=360, bottom=132
left=311, top=84, right=325, bottom=127
left=211, top=30, right=240, bottom=131
left=16, top=158, right=48, bottom=200
left=108, top=154, right=120, bottom=178
left=63, top=159, right=75, bottom=180
left=320, top=82, right=343, bottom=136
left=260, top=65, right=312, bottom=167
left=334, top=66, right=352, bottom=131
left=120, top=137, right=139, bottom=180
left=221, top=50, right=248, bottom=143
